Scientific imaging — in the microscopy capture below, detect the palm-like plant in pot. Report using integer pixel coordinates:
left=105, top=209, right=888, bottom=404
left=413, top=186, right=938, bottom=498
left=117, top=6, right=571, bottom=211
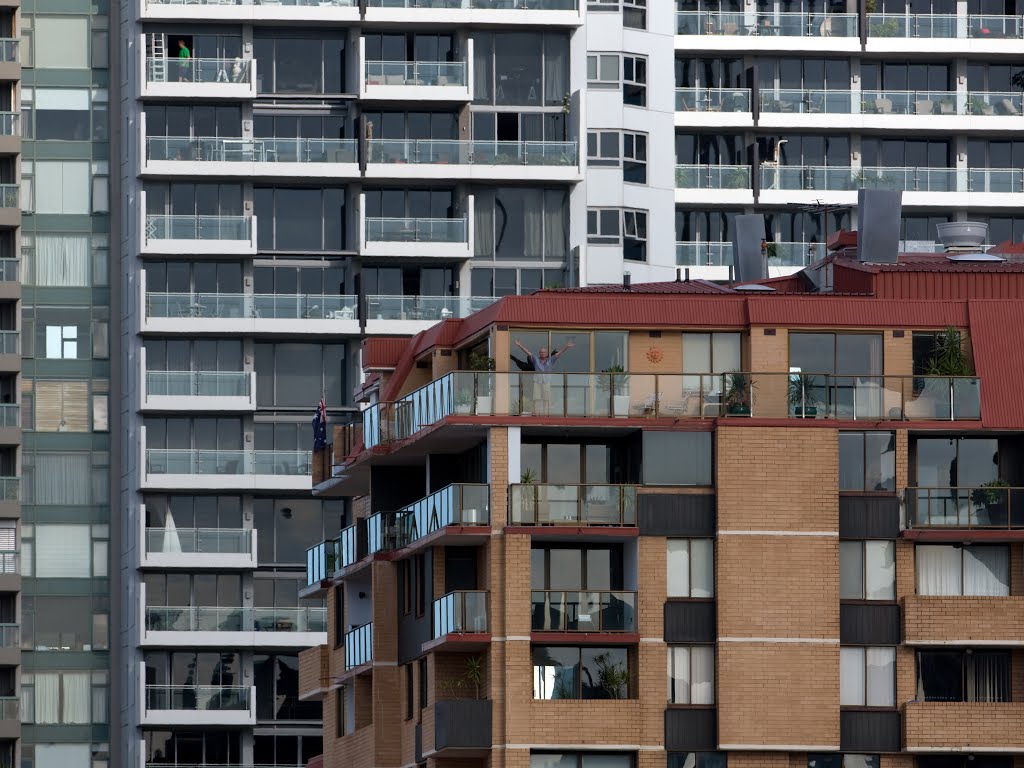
left=723, top=372, right=752, bottom=416
left=788, top=372, right=820, bottom=418
left=468, top=352, right=495, bottom=415
left=923, top=326, right=977, bottom=418
left=598, top=365, right=631, bottom=417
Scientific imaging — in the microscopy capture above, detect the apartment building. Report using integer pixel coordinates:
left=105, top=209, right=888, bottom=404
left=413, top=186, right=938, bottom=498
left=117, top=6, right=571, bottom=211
left=298, top=237, right=1024, bottom=768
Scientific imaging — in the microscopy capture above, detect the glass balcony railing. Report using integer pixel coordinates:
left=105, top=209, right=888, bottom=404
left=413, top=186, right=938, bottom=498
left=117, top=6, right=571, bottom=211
left=145, top=606, right=326, bottom=632
left=365, top=60, right=467, bottom=86
left=969, top=91, right=1024, bottom=115
left=365, top=0, right=576, bottom=7
left=676, top=87, right=752, bottom=113
left=531, top=590, right=636, bottom=632
left=366, top=139, right=577, bottom=166
left=677, top=240, right=824, bottom=268
left=0, top=39, right=17, bottom=62
left=146, top=449, right=312, bottom=476
left=967, top=168, right=1024, bottom=194
left=676, top=10, right=857, bottom=35
left=0, top=698, right=17, bottom=720
left=0, top=624, right=17, bottom=648
left=366, top=295, right=499, bottom=321
left=433, top=590, right=488, bottom=637
left=510, top=484, right=637, bottom=526
left=0, top=185, right=17, bottom=208
left=0, top=478, right=16, bottom=501
left=0, top=552, right=16, bottom=573
left=861, top=90, right=959, bottom=115
left=145, top=57, right=254, bottom=85
left=146, top=136, right=357, bottom=164
left=145, top=214, right=251, bottom=242
left=760, top=89, right=856, bottom=113
left=305, top=537, right=339, bottom=586
left=675, top=164, right=751, bottom=189
left=0, top=259, right=17, bottom=282
left=338, top=523, right=362, bottom=570
left=0, top=404, right=16, bottom=428
left=759, top=165, right=997, bottom=193
left=344, top=622, right=372, bottom=670
left=867, top=12, right=1022, bottom=37
left=398, top=483, right=490, bottom=544
left=365, top=216, right=468, bottom=243
left=0, top=333, right=15, bottom=356
left=145, top=685, right=250, bottom=711
left=145, top=292, right=358, bottom=320
left=147, top=0, right=356, bottom=6
left=146, top=370, right=251, bottom=398
left=0, top=113, right=17, bottom=136
left=145, top=527, right=252, bottom=554
left=907, top=487, right=1024, bottom=529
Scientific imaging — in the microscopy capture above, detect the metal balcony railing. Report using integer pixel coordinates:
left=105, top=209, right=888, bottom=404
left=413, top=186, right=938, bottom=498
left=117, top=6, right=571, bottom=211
left=531, top=590, right=637, bottom=632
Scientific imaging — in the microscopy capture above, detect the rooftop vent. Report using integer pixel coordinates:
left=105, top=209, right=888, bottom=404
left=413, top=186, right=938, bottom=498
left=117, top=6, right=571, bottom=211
left=856, top=189, right=901, bottom=263
left=732, top=214, right=768, bottom=283
left=936, top=221, right=989, bottom=253
left=734, top=283, right=775, bottom=292
left=946, top=252, right=1006, bottom=263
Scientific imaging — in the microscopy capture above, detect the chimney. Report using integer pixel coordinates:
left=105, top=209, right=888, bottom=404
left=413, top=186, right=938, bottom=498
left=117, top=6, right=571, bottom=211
left=732, top=214, right=768, bottom=282
left=936, top=221, right=988, bottom=253
left=622, top=272, right=631, bottom=290
left=675, top=268, right=682, bottom=282
left=856, top=189, right=901, bottom=263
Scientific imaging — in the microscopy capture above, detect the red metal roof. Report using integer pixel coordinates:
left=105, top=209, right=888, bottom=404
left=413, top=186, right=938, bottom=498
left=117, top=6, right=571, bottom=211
left=549, top=279, right=732, bottom=295
left=968, top=300, right=1024, bottom=429
left=362, top=337, right=409, bottom=370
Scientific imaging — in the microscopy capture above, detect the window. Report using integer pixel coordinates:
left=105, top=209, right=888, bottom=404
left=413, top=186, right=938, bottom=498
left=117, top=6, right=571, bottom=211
left=473, top=187, right=568, bottom=263
left=415, top=554, right=426, bottom=617
left=587, top=54, right=620, bottom=89
left=667, top=646, right=715, bottom=704
left=840, top=541, right=895, bottom=600
left=587, top=208, right=648, bottom=261
left=254, top=187, right=345, bottom=252
left=22, top=524, right=108, bottom=578
left=532, top=755, right=632, bottom=768
left=667, top=540, right=714, bottom=598
left=333, top=587, right=344, bottom=648
left=587, top=131, right=647, bottom=183
left=418, top=657, right=427, bottom=711
left=34, top=19, right=89, bottom=69
left=404, top=664, right=413, bottom=720
left=623, top=55, right=647, bottom=106
left=668, top=754, right=727, bottom=768
left=643, top=432, right=712, bottom=486
left=471, top=31, right=569, bottom=107
left=839, top=432, right=896, bottom=492
left=587, top=0, right=646, bottom=28
left=255, top=343, right=348, bottom=409
left=533, top=646, right=629, bottom=699
left=840, top=647, right=895, bottom=706
left=45, top=326, right=77, bottom=359
left=916, top=544, right=1009, bottom=596
left=34, top=161, right=90, bottom=214
left=21, top=594, right=108, bottom=652
left=23, top=671, right=94, bottom=724
left=917, top=650, right=1009, bottom=702
left=808, top=756, right=879, bottom=768
left=588, top=131, right=620, bottom=166
left=253, top=34, right=346, bottom=94
left=587, top=54, right=646, bottom=104
left=32, top=89, right=91, bottom=141
left=254, top=652, right=321, bottom=720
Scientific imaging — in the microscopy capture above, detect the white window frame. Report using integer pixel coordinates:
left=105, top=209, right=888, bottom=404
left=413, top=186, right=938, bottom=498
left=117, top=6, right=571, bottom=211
left=622, top=131, right=647, bottom=184
left=586, top=54, right=621, bottom=90
left=840, top=646, right=895, bottom=707
left=587, top=130, right=621, bottom=167
left=623, top=54, right=648, bottom=106
left=668, top=645, right=715, bottom=704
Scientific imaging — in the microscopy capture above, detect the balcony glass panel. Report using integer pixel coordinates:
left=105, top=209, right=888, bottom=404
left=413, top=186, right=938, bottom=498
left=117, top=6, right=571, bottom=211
left=146, top=214, right=250, bottom=241
left=0, top=40, right=17, bottom=62
left=146, top=58, right=253, bottom=84
left=0, top=624, right=17, bottom=648
left=145, top=685, right=250, bottom=711
left=367, top=139, right=576, bottom=166
left=530, top=590, right=636, bottom=632
left=509, top=484, right=637, bottom=526
left=145, top=293, right=357, bottom=319
left=907, top=487, right=1024, bottom=529
left=344, top=622, right=372, bottom=670
left=365, top=217, right=467, bottom=243
left=147, top=371, right=250, bottom=397
left=366, top=295, right=499, bottom=321
left=760, top=89, right=854, bottom=113
left=0, top=405, right=16, bottom=428
left=866, top=13, right=957, bottom=37
left=399, top=483, right=491, bottom=545
left=146, top=137, right=357, bottom=164
left=365, top=0, right=576, bottom=7
left=0, top=333, right=16, bottom=355
left=145, top=449, right=312, bottom=475
left=861, top=90, right=960, bottom=115
left=676, top=87, right=751, bottom=112
left=433, top=590, right=489, bottom=637
left=676, top=164, right=750, bottom=189
left=0, top=185, right=17, bottom=208
left=968, top=14, right=1022, bottom=37
left=365, top=60, right=467, bottom=86
left=146, top=527, right=251, bottom=554
left=676, top=241, right=732, bottom=267
left=0, top=260, right=18, bottom=282
left=0, top=113, right=17, bottom=136
left=676, top=10, right=857, bottom=36
left=969, top=92, right=1023, bottom=116
left=305, top=537, right=339, bottom=586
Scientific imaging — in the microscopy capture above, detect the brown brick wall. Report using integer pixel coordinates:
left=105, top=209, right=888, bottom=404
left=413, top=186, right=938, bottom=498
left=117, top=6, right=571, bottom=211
left=904, top=595, right=1024, bottom=644
left=299, top=644, right=330, bottom=701
left=905, top=701, right=1024, bottom=750
left=884, top=330, right=913, bottom=378
left=718, top=642, right=839, bottom=748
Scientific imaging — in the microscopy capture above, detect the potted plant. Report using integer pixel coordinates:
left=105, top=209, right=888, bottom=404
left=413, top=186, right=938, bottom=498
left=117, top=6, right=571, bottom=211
left=788, top=372, right=820, bottom=418
left=469, top=352, right=495, bottom=415
left=518, top=468, right=539, bottom=524
left=971, top=479, right=1011, bottom=526
left=455, top=390, right=473, bottom=415
left=599, top=365, right=631, bottom=417
left=723, top=372, right=752, bottom=416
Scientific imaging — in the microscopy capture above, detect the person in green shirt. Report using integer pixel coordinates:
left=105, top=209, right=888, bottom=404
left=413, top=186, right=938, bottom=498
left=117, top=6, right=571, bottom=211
left=177, top=39, right=191, bottom=82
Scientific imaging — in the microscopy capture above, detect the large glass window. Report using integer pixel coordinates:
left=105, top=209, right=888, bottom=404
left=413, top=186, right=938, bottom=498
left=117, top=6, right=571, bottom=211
left=474, top=188, right=568, bottom=263
left=34, top=161, right=90, bottom=214
left=667, top=539, right=714, bottom=598
left=471, top=31, right=568, bottom=106
left=840, top=647, right=895, bottom=706
left=531, top=544, right=623, bottom=591
left=23, top=524, right=108, bottom=578
left=508, top=331, right=627, bottom=373
left=667, top=646, right=715, bottom=704
left=808, top=756, right=879, bottom=768
left=33, top=18, right=89, bottom=69
left=839, top=432, right=896, bottom=492
left=916, top=544, right=1009, bottom=596
left=532, top=755, right=633, bottom=768
left=532, top=646, right=629, bottom=699
left=914, top=438, right=999, bottom=488
left=254, top=187, right=345, bottom=252
left=254, top=653, right=321, bottom=720
left=145, top=731, right=242, bottom=765
left=668, top=754, right=727, bottom=768
left=643, top=432, right=712, bottom=486
left=790, top=333, right=883, bottom=375
left=21, top=594, right=108, bottom=652
left=254, top=498, right=344, bottom=565
left=917, top=650, right=1009, bottom=702
left=253, top=33, right=345, bottom=94
left=254, top=343, right=347, bottom=408
left=840, top=541, right=895, bottom=600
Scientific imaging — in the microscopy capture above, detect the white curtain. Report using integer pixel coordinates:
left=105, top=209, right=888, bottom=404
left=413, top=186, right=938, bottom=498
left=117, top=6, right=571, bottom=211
left=34, top=673, right=60, bottom=724
left=865, top=647, right=895, bottom=706
left=473, top=190, right=494, bottom=259
left=34, top=453, right=91, bottom=505
left=666, top=540, right=690, bottom=597
left=840, top=647, right=865, bottom=705
left=916, top=544, right=963, bottom=595
left=970, top=652, right=1010, bottom=702
left=690, top=645, right=715, bottom=704
left=160, top=510, right=182, bottom=554
left=35, top=235, right=89, bottom=287
left=865, top=540, right=896, bottom=600
left=61, top=672, right=90, bottom=724
left=667, top=647, right=690, bottom=703
left=523, top=190, right=543, bottom=259
left=964, top=546, right=1009, bottom=596
left=35, top=525, right=90, bottom=577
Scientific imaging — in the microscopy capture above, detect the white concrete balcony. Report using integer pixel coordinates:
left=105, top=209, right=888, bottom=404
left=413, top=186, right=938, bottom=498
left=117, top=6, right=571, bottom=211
left=758, top=165, right=1024, bottom=207
left=364, top=294, right=499, bottom=335
left=141, top=601, right=326, bottom=648
left=675, top=87, right=753, bottom=128
left=866, top=13, right=1024, bottom=53
left=141, top=448, right=313, bottom=491
left=141, top=677, right=255, bottom=727
left=139, top=271, right=361, bottom=335
left=140, top=524, right=257, bottom=569
left=140, top=56, right=256, bottom=99
left=140, top=0, right=359, bottom=23
left=675, top=10, right=860, bottom=52
left=141, top=209, right=256, bottom=256
left=360, top=38, right=473, bottom=101
left=674, top=164, right=754, bottom=205
left=142, top=135, right=358, bottom=180
left=364, top=139, right=579, bottom=182
left=360, top=194, right=473, bottom=259
left=363, top=0, right=581, bottom=27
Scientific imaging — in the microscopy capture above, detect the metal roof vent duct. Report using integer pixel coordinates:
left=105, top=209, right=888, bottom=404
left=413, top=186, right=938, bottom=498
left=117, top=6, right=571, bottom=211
left=936, top=221, right=989, bottom=253
left=732, top=214, right=768, bottom=283
left=856, top=189, right=901, bottom=263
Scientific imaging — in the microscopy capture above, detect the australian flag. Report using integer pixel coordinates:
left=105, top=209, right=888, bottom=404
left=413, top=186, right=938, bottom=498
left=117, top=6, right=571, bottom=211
left=312, top=397, right=327, bottom=451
